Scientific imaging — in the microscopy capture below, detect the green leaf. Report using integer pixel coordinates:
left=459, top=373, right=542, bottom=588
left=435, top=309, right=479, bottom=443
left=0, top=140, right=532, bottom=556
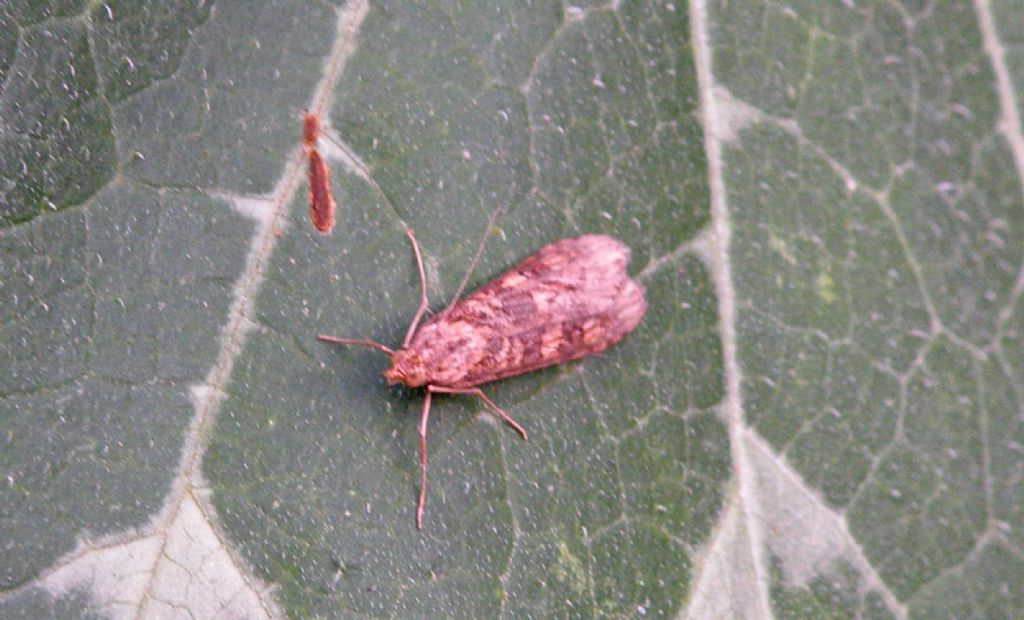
left=1, top=1, right=1021, bottom=619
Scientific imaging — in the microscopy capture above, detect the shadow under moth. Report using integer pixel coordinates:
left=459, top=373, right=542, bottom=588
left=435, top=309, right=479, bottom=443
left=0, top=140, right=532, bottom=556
left=318, top=231, right=646, bottom=528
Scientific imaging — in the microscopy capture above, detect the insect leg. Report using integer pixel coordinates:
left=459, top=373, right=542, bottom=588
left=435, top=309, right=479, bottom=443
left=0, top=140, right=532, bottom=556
left=316, top=335, right=394, bottom=355
left=428, top=386, right=528, bottom=441
left=417, top=390, right=433, bottom=529
left=402, top=229, right=431, bottom=348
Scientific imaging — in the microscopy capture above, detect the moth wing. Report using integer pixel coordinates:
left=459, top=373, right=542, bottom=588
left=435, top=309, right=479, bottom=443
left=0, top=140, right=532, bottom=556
left=411, top=235, right=646, bottom=388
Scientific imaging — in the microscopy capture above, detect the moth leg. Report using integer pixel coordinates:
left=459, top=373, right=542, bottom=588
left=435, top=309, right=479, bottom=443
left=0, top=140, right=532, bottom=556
left=428, top=386, right=528, bottom=441
left=417, top=390, right=432, bottom=530
left=402, top=228, right=431, bottom=348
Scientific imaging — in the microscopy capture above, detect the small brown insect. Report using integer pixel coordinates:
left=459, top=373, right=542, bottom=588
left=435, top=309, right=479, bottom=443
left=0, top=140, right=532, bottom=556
left=302, top=111, right=336, bottom=234
left=318, top=230, right=646, bottom=528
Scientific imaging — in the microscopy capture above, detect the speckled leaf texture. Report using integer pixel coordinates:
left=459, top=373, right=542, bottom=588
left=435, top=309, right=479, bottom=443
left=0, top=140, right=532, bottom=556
left=0, top=1, right=1021, bottom=619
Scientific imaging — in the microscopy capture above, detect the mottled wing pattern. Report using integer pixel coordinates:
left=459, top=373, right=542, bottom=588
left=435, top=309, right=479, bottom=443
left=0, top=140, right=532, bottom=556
left=409, top=235, right=646, bottom=388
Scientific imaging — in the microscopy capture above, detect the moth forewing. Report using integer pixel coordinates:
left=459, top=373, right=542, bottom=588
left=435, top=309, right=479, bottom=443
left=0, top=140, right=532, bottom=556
left=403, top=235, right=646, bottom=388
left=318, top=231, right=646, bottom=528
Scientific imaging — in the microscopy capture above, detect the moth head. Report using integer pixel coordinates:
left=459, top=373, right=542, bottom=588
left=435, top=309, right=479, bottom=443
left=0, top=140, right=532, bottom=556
left=384, top=349, right=428, bottom=387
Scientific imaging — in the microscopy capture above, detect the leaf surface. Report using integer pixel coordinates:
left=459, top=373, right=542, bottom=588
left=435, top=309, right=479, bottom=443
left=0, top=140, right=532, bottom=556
left=1, top=1, right=1021, bottom=619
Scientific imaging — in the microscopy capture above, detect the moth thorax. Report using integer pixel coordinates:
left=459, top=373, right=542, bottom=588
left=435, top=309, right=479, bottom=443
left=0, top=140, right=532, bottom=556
left=384, top=349, right=428, bottom=388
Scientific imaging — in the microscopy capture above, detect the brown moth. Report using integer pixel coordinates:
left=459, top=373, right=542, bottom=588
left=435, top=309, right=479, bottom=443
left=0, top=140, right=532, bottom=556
left=318, top=230, right=646, bottom=528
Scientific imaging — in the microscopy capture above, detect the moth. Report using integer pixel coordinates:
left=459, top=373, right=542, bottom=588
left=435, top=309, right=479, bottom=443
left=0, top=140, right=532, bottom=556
left=318, top=230, right=646, bottom=528
left=302, top=111, right=336, bottom=233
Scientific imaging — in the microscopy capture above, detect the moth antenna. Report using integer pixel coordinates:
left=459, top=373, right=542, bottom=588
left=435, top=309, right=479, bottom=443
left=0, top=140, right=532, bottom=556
left=402, top=229, right=431, bottom=348
left=317, top=335, right=394, bottom=355
left=441, top=206, right=504, bottom=316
